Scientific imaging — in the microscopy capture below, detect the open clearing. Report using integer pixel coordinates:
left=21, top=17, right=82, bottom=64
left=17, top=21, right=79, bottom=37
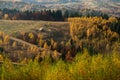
left=0, top=20, right=70, bottom=62
left=0, top=20, right=69, bottom=34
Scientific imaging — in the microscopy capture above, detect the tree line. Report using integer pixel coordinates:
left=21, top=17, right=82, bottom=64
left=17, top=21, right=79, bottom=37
left=0, top=8, right=111, bottom=21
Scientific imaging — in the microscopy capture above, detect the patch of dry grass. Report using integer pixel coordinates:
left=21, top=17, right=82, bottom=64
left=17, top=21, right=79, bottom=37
left=0, top=20, right=69, bottom=34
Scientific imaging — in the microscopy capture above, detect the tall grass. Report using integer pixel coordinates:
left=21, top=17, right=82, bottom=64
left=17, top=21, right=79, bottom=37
left=0, top=50, right=120, bottom=80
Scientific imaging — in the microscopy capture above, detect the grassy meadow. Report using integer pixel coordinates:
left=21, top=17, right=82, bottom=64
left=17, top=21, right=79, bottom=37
left=0, top=20, right=68, bottom=34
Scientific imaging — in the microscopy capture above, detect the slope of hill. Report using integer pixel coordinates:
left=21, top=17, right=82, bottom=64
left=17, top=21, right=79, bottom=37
left=27, top=0, right=119, bottom=17
left=0, top=1, right=46, bottom=11
left=80, top=0, right=120, bottom=17
left=0, top=0, right=120, bottom=17
left=46, top=0, right=120, bottom=17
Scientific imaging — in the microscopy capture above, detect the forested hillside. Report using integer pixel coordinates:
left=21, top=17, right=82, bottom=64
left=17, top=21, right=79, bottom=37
left=0, top=0, right=120, bottom=79
left=0, top=17, right=120, bottom=80
left=0, top=17, right=120, bottom=62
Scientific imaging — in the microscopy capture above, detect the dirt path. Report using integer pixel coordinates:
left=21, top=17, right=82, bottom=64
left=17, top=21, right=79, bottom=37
left=9, top=37, right=36, bottom=47
left=9, top=36, right=61, bottom=55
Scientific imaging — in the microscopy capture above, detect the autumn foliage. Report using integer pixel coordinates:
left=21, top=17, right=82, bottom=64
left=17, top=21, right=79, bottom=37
left=68, top=17, right=120, bottom=53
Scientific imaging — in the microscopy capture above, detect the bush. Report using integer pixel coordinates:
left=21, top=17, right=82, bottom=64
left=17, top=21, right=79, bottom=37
left=0, top=50, right=120, bottom=80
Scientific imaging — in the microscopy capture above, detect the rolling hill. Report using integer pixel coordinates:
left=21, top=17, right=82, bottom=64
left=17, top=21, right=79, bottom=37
left=0, top=1, right=46, bottom=11
left=0, top=0, right=120, bottom=17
